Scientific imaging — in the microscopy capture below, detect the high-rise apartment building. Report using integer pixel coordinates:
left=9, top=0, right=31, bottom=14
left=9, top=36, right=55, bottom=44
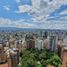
left=49, top=34, right=58, bottom=52
left=25, top=34, right=35, bottom=49
left=0, top=43, right=8, bottom=67
left=35, top=38, right=44, bottom=50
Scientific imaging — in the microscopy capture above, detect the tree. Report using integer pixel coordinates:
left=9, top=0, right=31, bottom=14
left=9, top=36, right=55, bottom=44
left=50, top=54, right=62, bottom=67
left=20, top=49, right=62, bottom=67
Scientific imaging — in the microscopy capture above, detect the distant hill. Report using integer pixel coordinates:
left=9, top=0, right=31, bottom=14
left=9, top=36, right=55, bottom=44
left=0, top=27, right=40, bottom=32
left=0, top=27, right=67, bottom=32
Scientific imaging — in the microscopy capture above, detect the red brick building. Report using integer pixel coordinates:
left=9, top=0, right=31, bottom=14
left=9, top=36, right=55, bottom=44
left=62, top=47, right=67, bottom=67
left=0, top=62, right=8, bottom=67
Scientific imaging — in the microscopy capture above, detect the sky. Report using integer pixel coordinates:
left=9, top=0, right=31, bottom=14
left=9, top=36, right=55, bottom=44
left=0, top=0, right=67, bottom=29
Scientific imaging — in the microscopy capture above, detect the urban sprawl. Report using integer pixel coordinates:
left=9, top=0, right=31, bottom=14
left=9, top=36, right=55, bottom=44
left=0, top=30, right=67, bottom=67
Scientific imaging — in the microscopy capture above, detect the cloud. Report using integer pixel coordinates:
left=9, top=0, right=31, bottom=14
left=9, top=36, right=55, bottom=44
left=3, top=6, right=10, bottom=11
left=16, top=22, right=36, bottom=28
left=15, top=0, right=21, bottom=3
left=16, top=0, right=67, bottom=21
left=0, top=18, right=67, bottom=30
left=60, top=10, right=67, bottom=15
left=14, top=0, right=67, bottom=21
left=29, top=0, right=62, bottom=21
left=0, top=18, right=14, bottom=25
left=15, top=5, right=32, bottom=13
left=1, top=0, right=67, bottom=21
left=0, top=18, right=37, bottom=28
left=0, top=0, right=67, bottom=29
